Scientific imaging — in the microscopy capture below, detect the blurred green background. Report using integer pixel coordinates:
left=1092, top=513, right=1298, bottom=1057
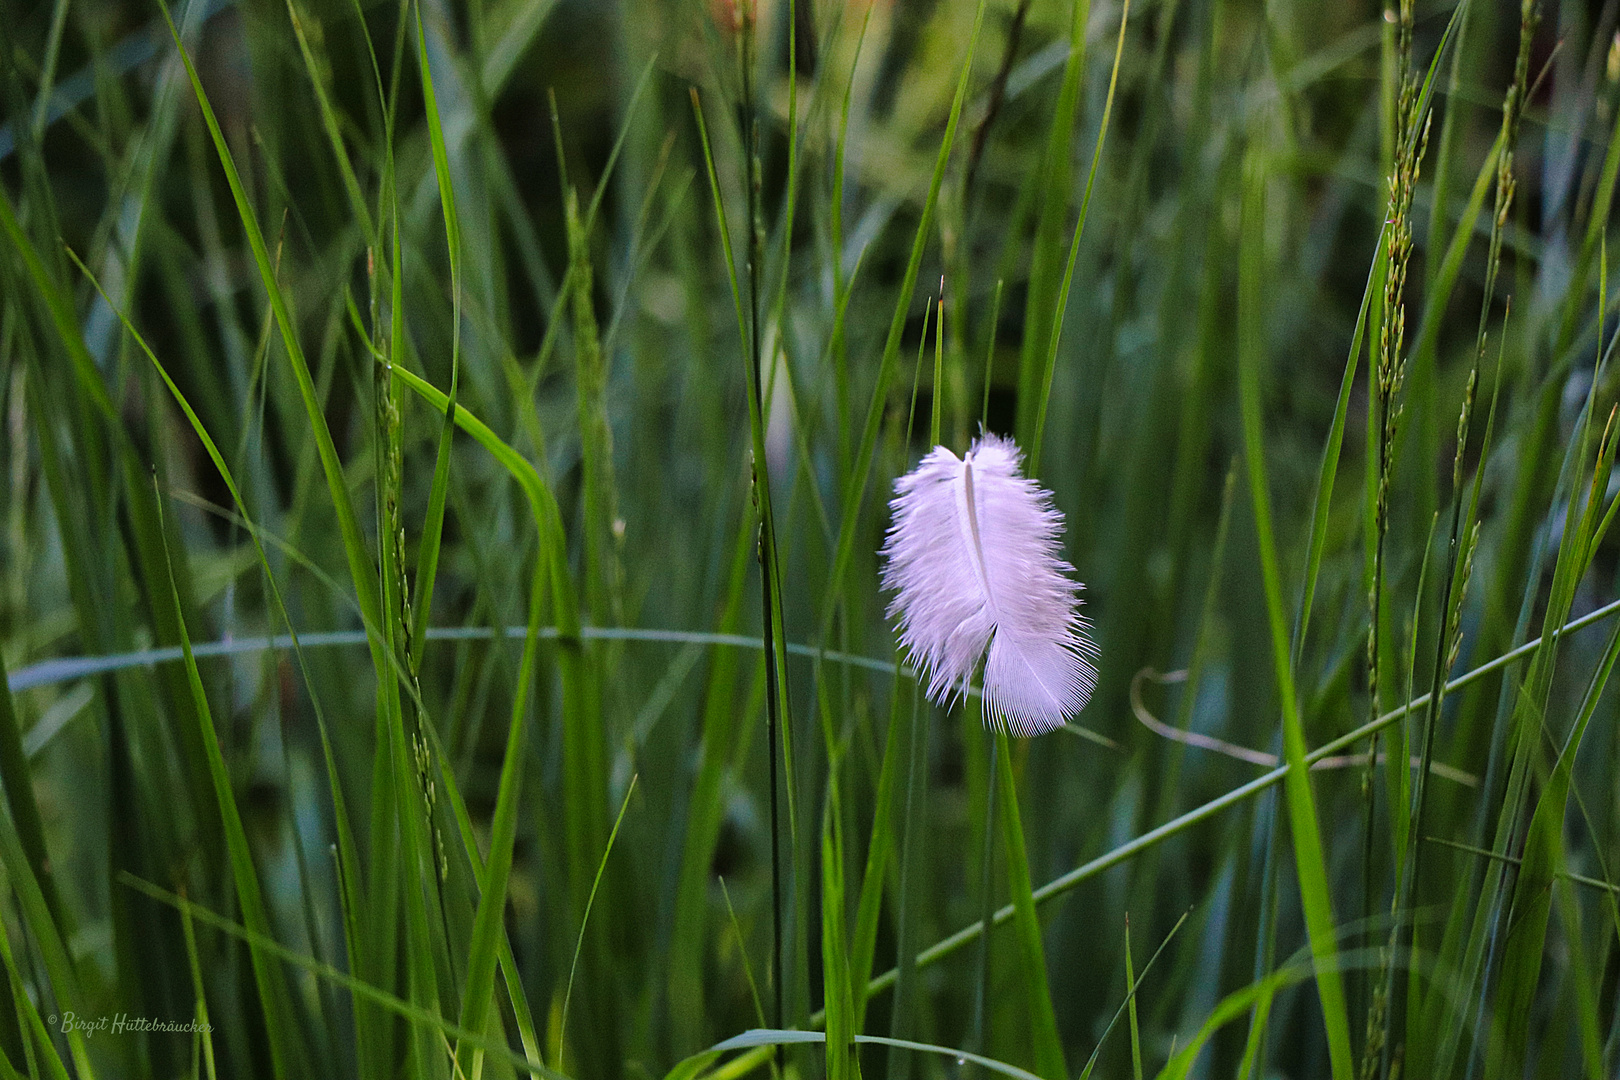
left=2, top=0, right=1619, bottom=1078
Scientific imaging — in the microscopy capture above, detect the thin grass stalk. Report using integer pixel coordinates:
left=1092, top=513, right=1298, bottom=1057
left=1383, top=9, right=1535, bottom=1073
left=1361, top=3, right=1431, bottom=1069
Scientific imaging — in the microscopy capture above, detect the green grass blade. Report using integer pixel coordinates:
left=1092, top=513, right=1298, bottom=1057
left=121, top=876, right=575, bottom=1080
left=994, top=733, right=1065, bottom=1079
left=1028, top=0, right=1130, bottom=471
left=409, top=2, right=463, bottom=662
left=151, top=489, right=300, bottom=1080
left=1236, top=146, right=1352, bottom=1080
left=1294, top=237, right=1384, bottom=664
left=822, top=0, right=987, bottom=639
left=158, top=0, right=385, bottom=654
left=558, top=775, right=638, bottom=1074
left=1014, top=0, right=1092, bottom=446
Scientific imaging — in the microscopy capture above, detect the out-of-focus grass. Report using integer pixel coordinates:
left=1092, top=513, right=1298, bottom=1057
left=2, top=0, right=1620, bottom=1078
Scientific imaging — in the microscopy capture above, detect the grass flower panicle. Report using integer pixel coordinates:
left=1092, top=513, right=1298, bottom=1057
left=881, top=432, right=1096, bottom=735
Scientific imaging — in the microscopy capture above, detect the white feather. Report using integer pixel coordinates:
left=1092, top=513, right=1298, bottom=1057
left=880, top=433, right=1097, bottom=735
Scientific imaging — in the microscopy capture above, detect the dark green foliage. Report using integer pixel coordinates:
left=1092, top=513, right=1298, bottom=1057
left=1, top=1, right=1617, bottom=1078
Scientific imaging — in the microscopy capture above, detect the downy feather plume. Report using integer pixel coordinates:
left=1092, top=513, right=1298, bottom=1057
left=880, top=433, right=1096, bottom=736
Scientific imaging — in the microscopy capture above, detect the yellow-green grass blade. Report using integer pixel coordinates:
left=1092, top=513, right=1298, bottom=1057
left=1076, top=910, right=1187, bottom=1080
left=178, top=885, right=220, bottom=1080
left=1155, top=966, right=1309, bottom=1080
left=1294, top=237, right=1384, bottom=667
left=1124, top=920, right=1142, bottom=1080
left=848, top=661, right=906, bottom=1034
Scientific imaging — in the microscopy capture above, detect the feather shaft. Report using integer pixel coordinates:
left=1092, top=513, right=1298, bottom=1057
left=881, top=433, right=1096, bottom=735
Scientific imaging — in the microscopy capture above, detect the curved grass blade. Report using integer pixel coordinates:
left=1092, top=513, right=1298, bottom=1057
left=700, top=1029, right=1045, bottom=1080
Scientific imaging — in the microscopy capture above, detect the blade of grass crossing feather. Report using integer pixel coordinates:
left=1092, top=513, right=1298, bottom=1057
left=152, top=491, right=300, bottom=1079
left=1015, top=0, right=1091, bottom=445
left=410, top=7, right=463, bottom=658
left=994, top=733, right=1066, bottom=1080
left=1028, top=0, right=1129, bottom=471
left=1236, top=148, right=1354, bottom=1080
